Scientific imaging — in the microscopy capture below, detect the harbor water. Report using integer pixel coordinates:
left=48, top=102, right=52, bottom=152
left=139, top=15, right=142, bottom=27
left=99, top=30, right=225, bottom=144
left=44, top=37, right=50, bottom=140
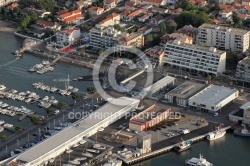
left=138, top=133, right=250, bottom=166
left=0, top=31, right=93, bottom=137
left=1, top=29, right=250, bottom=166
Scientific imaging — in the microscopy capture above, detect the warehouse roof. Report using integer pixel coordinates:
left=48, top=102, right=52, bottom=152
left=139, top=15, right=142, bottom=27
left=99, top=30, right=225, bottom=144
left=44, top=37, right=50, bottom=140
left=189, top=85, right=238, bottom=106
left=166, top=81, right=205, bottom=99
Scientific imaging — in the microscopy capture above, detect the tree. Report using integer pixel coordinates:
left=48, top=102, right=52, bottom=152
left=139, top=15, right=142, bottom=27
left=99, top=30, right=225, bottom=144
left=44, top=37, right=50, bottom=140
left=46, top=107, right=55, bottom=114
left=87, top=86, right=96, bottom=93
left=58, top=102, right=67, bottom=107
left=207, top=75, right=211, bottom=83
left=114, top=24, right=124, bottom=32
left=160, top=22, right=167, bottom=35
left=19, top=14, right=31, bottom=29
left=180, top=0, right=197, bottom=11
left=85, top=9, right=93, bottom=20
left=1, top=135, right=7, bottom=141
left=30, top=115, right=40, bottom=124
left=226, top=51, right=238, bottom=69
left=72, top=94, right=81, bottom=100
left=29, top=11, right=38, bottom=22
left=13, top=7, right=20, bottom=15
left=175, top=11, right=211, bottom=28
left=98, top=49, right=103, bottom=55
left=232, top=12, right=241, bottom=28
left=145, top=34, right=153, bottom=44
left=166, top=22, right=177, bottom=34
left=15, top=126, right=24, bottom=132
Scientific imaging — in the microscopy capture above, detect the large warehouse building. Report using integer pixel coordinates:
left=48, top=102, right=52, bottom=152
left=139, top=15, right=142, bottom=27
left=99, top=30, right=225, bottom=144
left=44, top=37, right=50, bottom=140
left=189, top=85, right=239, bottom=112
left=8, top=97, right=140, bottom=166
left=129, top=104, right=171, bottom=131
left=165, top=81, right=205, bottom=106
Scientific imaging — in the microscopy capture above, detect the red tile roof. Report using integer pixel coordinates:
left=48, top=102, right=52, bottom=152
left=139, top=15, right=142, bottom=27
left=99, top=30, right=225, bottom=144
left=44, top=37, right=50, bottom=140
left=36, top=20, right=55, bottom=27
left=63, top=27, right=79, bottom=34
left=99, top=13, right=119, bottom=24
left=58, top=9, right=83, bottom=23
left=89, top=6, right=104, bottom=11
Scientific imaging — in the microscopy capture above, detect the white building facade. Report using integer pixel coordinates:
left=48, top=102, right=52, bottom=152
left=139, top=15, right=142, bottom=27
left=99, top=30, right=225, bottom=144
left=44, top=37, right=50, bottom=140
left=236, top=57, right=250, bottom=81
left=189, top=85, right=239, bottom=112
left=56, top=28, right=81, bottom=46
left=198, top=23, right=250, bottom=52
left=163, top=39, right=226, bottom=76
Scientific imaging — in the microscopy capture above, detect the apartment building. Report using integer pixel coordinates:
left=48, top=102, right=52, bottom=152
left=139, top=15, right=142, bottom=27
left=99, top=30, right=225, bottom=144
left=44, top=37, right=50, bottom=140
left=198, top=23, right=250, bottom=52
left=236, top=57, right=250, bottom=81
left=56, top=27, right=81, bottom=46
left=0, top=0, right=18, bottom=7
left=89, top=26, right=122, bottom=49
left=163, top=39, right=226, bottom=76
left=118, top=33, right=144, bottom=48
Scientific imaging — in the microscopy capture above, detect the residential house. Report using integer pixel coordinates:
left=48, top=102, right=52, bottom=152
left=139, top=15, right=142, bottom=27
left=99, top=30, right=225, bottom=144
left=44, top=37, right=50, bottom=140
left=0, top=0, right=18, bottom=7
left=125, top=9, right=146, bottom=21
left=171, top=7, right=182, bottom=15
left=219, top=8, right=232, bottom=18
left=57, top=9, right=84, bottom=25
left=7, top=2, right=19, bottom=10
left=149, top=14, right=165, bottom=25
left=134, top=0, right=167, bottom=7
left=88, top=6, right=104, bottom=15
left=138, top=13, right=153, bottom=22
left=239, top=5, right=250, bottom=14
left=145, top=47, right=164, bottom=66
left=96, top=13, right=120, bottom=27
left=104, top=0, right=118, bottom=9
left=56, top=27, right=81, bottom=46
left=189, top=0, right=207, bottom=8
left=138, top=26, right=153, bottom=35
left=177, top=24, right=198, bottom=44
left=150, top=7, right=168, bottom=14
left=160, top=33, right=192, bottom=45
left=218, top=0, right=234, bottom=4
left=36, top=20, right=57, bottom=30
left=75, top=0, right=92, bottom=10
left=242, top=0, right=250, bottom=5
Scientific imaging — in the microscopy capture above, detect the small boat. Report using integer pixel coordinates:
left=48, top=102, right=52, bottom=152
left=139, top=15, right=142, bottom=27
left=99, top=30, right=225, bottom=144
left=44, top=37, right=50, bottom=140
left=207, top=125, right=226, bottom=141
left=66, top=149, right=73, bottom=153
left=174, top=139, right=191, bottom=153
left=103, top=159, right=122, bottom=166
left=82, top=152, right=93, bottom=158
left=0, top=84, right=7, bottom=91
left=72, top=143, right=79, bottom=148
left=75, top=157, right=87, bottom=161
left=4, top=123, right=13, bottom=128
left=185, top=154, right=213, bottom=166
left=72, top=88, right=79, bottom=93
left=49, top=158, right=55, bottom=163
left=87, top=148, right=99, bottom=154
left=11, top=89, right=18, bottom=94
left=79, top=140, right=85, bottom=145
left=0, top=120, right=5, bottom=125
left=69, top=160, right=80, bottom=165
left=93, top=144, right=106, bottom=150
left=0, top=126, right=4, bottom=132
left=234, top=126, right=250, bottom=137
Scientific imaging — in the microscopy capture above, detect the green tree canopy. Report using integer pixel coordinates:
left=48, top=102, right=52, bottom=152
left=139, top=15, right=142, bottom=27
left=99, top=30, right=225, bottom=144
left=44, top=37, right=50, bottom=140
left=85, top=9, right=93, bottom=20
left=175, top=10, right=211, bottom=28
left=180, top=0, right=197, bottom=11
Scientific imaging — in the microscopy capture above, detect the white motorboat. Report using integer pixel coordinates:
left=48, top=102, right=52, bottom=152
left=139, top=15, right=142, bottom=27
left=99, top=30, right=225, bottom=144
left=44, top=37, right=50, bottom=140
left=4, top=123, right=13, bottom=128
left=207, top=125, right=226, bottom=141
left=79, top=140, right=85, bottom=145
left=66, top=149, right=73, bottom=153
left=103, top=159, right=122, bottom=166
left=82, top=152, right=93, bottom=158
left=0, top=126, right=4, bottom=132
left=75, top=157, right=87, bottom=161
left=185, top=154, right=213, bottom=166
left=0, top=84, right=6, bottom=91
left=0, top=120, right=5, bottom=125
left=72, top=88, right=79, bottom=93
left=49, top=158, right=55, bottom=163
left=86, top=148, right=99, bottom=154
left=69, top=160, right=80, bottom=165
left=93, top=144, right=106, bottom=150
